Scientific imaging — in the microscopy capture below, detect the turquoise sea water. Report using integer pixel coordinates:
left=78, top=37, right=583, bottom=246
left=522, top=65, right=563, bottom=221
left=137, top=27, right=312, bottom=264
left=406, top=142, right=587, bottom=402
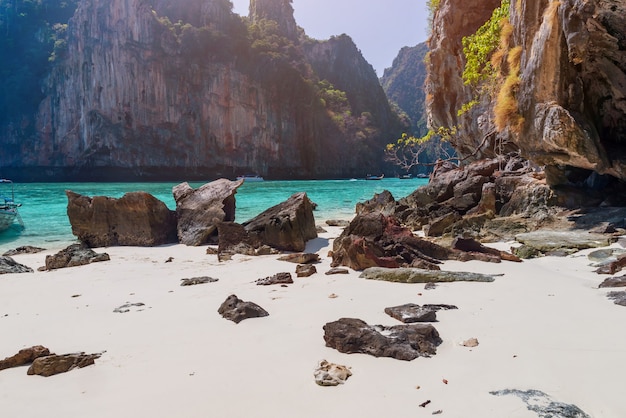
left=0, top=178, right=427, bottom=252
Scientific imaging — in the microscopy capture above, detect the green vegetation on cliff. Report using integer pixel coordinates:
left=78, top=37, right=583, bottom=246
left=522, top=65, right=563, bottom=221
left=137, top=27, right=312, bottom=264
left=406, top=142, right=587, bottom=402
left=0, top=0, right=78, bottom=127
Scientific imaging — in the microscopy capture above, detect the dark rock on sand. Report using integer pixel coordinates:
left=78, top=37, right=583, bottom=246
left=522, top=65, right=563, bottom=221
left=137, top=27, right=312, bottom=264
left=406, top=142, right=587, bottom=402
left=218, top=294, right=269, bottom=324
left=330, top=213, right=454, bottom=271
left=325, top=219, right=350, bottom=227
left=180, top=277, right=219, bottom=286
left=0, top=346, right=51, bottom=371
left=296, top=264, right=317, bottom=277
left=2, top=246, right=45, bottom=256
left=359, top=267, right=499, bottom=283
left=244, top=192, right=317, bottom=252
left=323, top=318, right=442, bottom=361
left=490, top=389, right=591, bottom=418
left=27, top=352, right=103, bottom=377
left=325, top=268, right=350, bottom=275
left=43, top=244, right=110, bottom=271
left=599, top=276, right=626, bottom=288
left=595, top=254, right=626, bottom=275
left=278, top=253, right=320, bottom=264
left=66, top=190, right=177, bottom=247
left=113, top=302, right=146, bottom=313
left=607, top=291, right=626, bottom=307
left=384, top=304, right=438, bottom=323
left=173, top=179, right=243, bottom=246
left=256, top=272, right=293, bottom=286
left=216, top=222, right=259, bottom=259
left=0, top=256, right=34, bottom=274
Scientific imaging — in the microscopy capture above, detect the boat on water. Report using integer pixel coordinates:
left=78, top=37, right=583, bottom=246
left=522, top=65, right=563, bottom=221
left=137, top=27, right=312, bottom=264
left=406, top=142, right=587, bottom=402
left=0, top=179, right=22, bottom=232
left=398, top=174, right=413, bottom=179
left=236, top=174, right=264, bottom=182
left=365, top=174, right=384, bottom=180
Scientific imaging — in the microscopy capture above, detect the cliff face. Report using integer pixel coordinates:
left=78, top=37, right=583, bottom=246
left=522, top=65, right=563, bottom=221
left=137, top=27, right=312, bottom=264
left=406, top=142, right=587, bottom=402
left=1, top=0, right=401, bottom=180
left=428, top=0, right=626, bottom=185
left=381, top=42, right=429, bottom=135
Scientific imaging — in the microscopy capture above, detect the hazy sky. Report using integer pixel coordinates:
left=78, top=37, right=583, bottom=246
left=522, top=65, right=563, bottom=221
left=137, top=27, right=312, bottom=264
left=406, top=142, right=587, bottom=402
left=230, top=0, right=430, bottom=75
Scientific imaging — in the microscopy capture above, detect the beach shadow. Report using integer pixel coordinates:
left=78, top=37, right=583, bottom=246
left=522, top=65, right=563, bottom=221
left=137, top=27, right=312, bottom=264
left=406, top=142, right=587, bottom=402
left=305, top=237, right=330, bottom=253
left=567, top=207, right=626, bottom=230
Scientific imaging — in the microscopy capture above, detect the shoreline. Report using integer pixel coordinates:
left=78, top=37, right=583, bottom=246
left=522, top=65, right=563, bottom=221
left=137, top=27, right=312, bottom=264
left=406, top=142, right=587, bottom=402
left=1, top=226, right=625, bottom=417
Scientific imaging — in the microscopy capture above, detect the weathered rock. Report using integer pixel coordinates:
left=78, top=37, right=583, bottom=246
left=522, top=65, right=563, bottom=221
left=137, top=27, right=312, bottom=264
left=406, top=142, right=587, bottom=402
left=278, top=253, right=320, bottom=264
left=360, top=267, right=499, bottom=283
left=66, top=190, right=177, bottom=247
left=607, top=291, right=626, bottom=307
left=355, top=190, right=397, bottom=216
left=595, top=253, right=626, bottom=275
left=588, top=248, right=626, bottom=263
left=43, top=244, right=110, bottom=271
left=490, top=389, right=591, bottom=418
left=216, top=222, right=259, bottom=259
left=244, top=192, right=317, bottom=252
left=180, top=277, right=219, bottom=286
left=325, top=267, right=350, bottom=275
left=331, top=213, right=455, bottom=271
left=515, top=231, right=616, bottom=253
left=296, top=264, right=317, bottom=277
left=256, top=272, right=293, bottom=286
left=173, top=179, right=243, bottom=246
left=218, top=294, right=269, bottom=324
left=452, top=237, right=522, bottom=262
left=314, top=360, right=352, bottom=386
left=2, top=246, right=45, bottom=256
left=323, top=318, right=442, bottom=361
left=325, top=219, right=350, bottom=227
left=423, top=212, right=461, bottom=237
left=0, top=256, right=34, bottom=275
left=0, top=346, right=51, bottom=371
left=27, top=352, right=102, bottom=377
left=113, top=302, right=146, bottom=313
left=384, top=304, right=437, bottom=323
left=599, top=276, right=626, bottom=288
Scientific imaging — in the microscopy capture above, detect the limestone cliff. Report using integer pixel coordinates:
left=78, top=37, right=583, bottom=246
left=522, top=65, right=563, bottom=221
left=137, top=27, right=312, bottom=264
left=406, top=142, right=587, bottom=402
left=427, top=0, right=626, bottom=186
left=1, top=0, right=402, bottom=180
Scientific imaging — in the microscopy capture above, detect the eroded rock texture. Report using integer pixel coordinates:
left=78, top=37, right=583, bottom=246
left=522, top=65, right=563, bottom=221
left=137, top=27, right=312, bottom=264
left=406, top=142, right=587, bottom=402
left=67, top=190, right=177, bottom=247
left=428, top=0, right=626, bottom=188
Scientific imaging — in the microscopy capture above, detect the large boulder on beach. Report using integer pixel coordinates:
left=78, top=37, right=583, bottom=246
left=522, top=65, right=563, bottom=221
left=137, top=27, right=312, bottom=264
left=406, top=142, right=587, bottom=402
left=27, top=352, right=102, bottom=377
left=173, top=179, right=244, bottom=246
left=323, top=318, right=442, bottom=361
left=218, top=294, right=269, bottom=324
left=243, top=192, right=317, bottom=252
left=0, top=346, right=51, bottom=371
left=0, top=256, right=34, bottom=274
left=66, top=190, right=177, bottom=247
left=330, top=213, right=456, bottom=270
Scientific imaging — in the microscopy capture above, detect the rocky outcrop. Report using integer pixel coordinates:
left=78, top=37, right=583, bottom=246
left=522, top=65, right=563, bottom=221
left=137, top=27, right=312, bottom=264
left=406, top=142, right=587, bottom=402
left=243, top=192, right=317, bottom=252
left=27, top=352, right=102, bottom=377
left=0, top=346, right=51, bottom=371
left=359, top=267, right=500, bottom=283
left=66, top=190, right=177, bottom=247
left=218, top=294, right=269, bottom=324
left=428, top=0, right=626, bottom=187
left=0, top=257, right=34, bottom=275
left=323, top=318, right=442, bottom=361
left=2, top=0, right=402, bottom=181
left=173, top=179, right=243, bottom=246
left=43, top=244, right=110, bottom=270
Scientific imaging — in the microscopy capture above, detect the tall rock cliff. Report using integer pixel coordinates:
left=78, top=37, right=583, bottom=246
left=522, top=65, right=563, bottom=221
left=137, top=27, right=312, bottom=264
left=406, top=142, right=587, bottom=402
left=427, top=0, right=626, bottom=186
left=0, top=0, right=402, bottom=180
left=381, top=42, right=429, bottom=136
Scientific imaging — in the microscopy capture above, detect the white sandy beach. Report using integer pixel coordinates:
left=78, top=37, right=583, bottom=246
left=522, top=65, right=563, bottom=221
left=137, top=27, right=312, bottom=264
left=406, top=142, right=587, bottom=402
left=1, top=225, right=625, bottom=417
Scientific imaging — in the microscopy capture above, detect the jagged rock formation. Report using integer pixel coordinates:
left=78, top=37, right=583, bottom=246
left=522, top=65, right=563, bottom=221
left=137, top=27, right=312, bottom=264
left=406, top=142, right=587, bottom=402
left=428, top=0, right=626, bottom=188
left=1, top=0, right=403, bottom=181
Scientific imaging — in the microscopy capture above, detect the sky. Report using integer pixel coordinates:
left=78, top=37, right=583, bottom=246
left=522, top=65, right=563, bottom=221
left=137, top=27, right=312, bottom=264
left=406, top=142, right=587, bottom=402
left=230, top=0, right=430, bottom=75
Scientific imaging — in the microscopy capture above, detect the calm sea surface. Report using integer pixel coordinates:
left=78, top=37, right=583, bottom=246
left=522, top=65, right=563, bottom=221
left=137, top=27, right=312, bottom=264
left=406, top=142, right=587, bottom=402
left=0, top=178, right=427, bottom=252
